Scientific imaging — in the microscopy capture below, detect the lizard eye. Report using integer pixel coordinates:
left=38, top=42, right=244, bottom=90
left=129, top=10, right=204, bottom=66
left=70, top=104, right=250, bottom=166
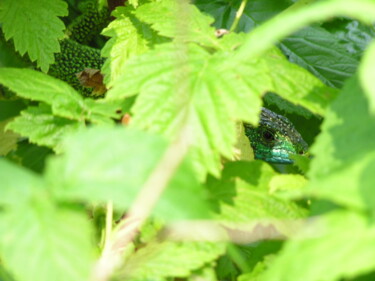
left=262, top=130, right=275, bottom=142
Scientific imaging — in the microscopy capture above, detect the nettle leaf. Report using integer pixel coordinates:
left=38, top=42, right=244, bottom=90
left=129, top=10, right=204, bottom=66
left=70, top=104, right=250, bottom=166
left=195, top=0, right=290, bottom=32
left=101, top=4, right=166, bottom=86
left=0, top=205, right=95, bottom=281
left=231, top=0, right=375, bottom=67
left=323, top=19, right=375, bottom=59
left=257, top=47, right=337, bottom=115
left=6, top=104, right=84, bottom=153
left=0, top=159, right=42, bottom=207
left=118, top=241, right=225, bottom=279
left=0, top=68, right=86, bottom=120
left=307, top=75, right=375, bottom=211
left=280, top=25, right=359, bottom=88
left=261, top=211, right=375, bottom=281
left=135, top=0, right=219, bottom=49
left=107, top=43, right=263, bottom=177
left=0, top=0, right=67, bottom=72
left=46, top=126, right=210, bottom=220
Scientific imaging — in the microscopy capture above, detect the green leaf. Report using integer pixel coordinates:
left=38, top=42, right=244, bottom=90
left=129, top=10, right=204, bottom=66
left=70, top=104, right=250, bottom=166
left=0, top=100, right=27, bottom=121
left=0, top=34, right=31, bottom=69
left=0, top=68, right=86, bottom=120
left=207, top=161, right=307, bottom=230
left=82, top=99, right=122, bottom=124
left=269, top=174, right=307, bottom=194
left=6, top=104, right=83, bottom=152
left=259, top=47, right=337, bottom=115
left=118, top=241, right=225, bottom=279
left=101, top=5, right=166, bottom=86
left=307, top=75, right=375, bottom=211
left=46, top=126, right=210, bottom=220
left=195, top=0, right=290, bottom=32
left=0, top=158, right=42, bottom=207
left=6, top=141, right=52, bottom=173
left=135, top=0, right=219, bottom=48
left=238, top=255, right=276, bottom=281
left=0, top=0, right=68, bottom=72
left=323, top=19, right=375, bottom=59
left=261, top=211, right=375, bottom=281
left=280, top=25, right=359, bottom=88
left=129, top=0, right=139, bottom=8
left=0, top=205, right=95, bottom=281
left=0, top=120, right=19, bottom=156
left=107, top=43, right=263, bottom=177
left=360, top=40, right=375, bottom=115
left=231, top=0, right=375, bottom=65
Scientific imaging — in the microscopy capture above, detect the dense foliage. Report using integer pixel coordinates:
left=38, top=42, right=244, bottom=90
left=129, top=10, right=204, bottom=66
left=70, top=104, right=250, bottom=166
left=1, top=0, right=375, bottom=280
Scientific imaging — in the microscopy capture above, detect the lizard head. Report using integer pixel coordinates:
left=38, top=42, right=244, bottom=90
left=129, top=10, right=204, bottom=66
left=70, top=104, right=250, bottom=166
left=244, top=108, right=308, bottom=164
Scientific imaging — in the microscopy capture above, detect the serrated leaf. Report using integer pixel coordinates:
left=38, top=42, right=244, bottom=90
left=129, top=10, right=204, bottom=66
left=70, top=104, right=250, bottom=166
left=195, top=0, right=290, bottom=32
left=231, top=0, right=375, bottom=66
left=118, top=241, right=225, bottom=279
left=46, top=126, right=210, bottom=220
left=323, top=19, right=375, bottom=58
left=0, top=205, right=95, bottom=281
left=135, top=0, right=219, bottom=48
left=0, top=0, right=68, bottom=72
left=107, top=43, right=263, bottom=177
left=219, top=178, right=306, bottom=223
left=0, top=120, right=18, bottom=156
left=0, top=158, right=42, bottom=207
left=280, top=25, right=359, bottom=88
left=262, top=211, right=375, bottom=281
left=207, top=161, right=307, bottom=234
left=6, top=104, right=84, bottom=152
left=0, top=68, right=86, bottom=120
left=255, top=47, right=337, bottom=115
left=307, top=76, right=375, bottom=211
left=82, top=99, right=122, bottom=124
left=101, top=5, right=166, bottom=86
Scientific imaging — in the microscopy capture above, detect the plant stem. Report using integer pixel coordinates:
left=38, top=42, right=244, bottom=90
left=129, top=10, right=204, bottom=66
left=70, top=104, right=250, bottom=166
left=103, top=201, right=113, bottom=253
left=230, top=0, right=248, bottom=32
left=91, top=125, right=190, bottom=281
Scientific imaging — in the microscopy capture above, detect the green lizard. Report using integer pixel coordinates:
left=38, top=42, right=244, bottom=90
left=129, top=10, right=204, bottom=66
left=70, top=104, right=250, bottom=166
left=244, top=107, right=308, bottom=164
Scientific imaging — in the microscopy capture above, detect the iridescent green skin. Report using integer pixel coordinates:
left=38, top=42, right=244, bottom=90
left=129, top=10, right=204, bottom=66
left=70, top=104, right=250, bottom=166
left=244, top=108, right=308, bottom=164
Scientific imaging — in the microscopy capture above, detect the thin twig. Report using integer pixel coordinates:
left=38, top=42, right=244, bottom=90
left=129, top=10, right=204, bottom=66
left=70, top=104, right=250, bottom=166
left=91, top=124, right=191, bottom=281
left=102, top=201, right=113, bottom=253
left=230, top=0, right=248, bottom=32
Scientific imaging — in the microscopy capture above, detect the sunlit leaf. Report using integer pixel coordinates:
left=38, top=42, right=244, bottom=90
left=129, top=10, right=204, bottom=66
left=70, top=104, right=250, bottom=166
left=262, top=211, right=375, bottom=281
left=46, top=126, right=210, bottom=220
left=101, top=4, right=165, bottom=86
left=307, top=76, right=375, bottom=211
left=0, top=0, right=67, bottom=72
left=6, top=104, right=83, bottom=152
left=118, top=241, right=225, bottom=279
left=0, top=68, right=86, bottom=120
left=0, top=205, right=95, bottom=281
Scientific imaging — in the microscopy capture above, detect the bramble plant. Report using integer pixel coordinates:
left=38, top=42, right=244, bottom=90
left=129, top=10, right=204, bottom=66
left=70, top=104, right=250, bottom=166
left=1, top=0, right=375, bottom=280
